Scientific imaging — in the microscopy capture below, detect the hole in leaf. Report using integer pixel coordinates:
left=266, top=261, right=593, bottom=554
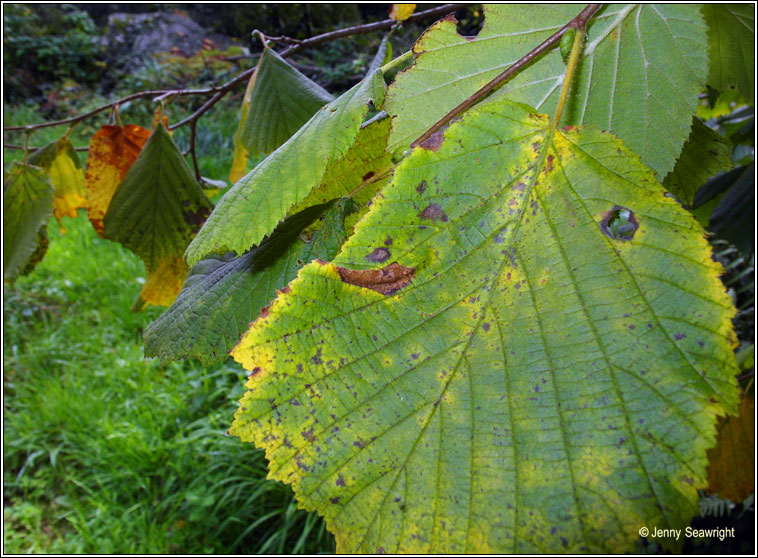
left=601, top=206, right=638, bottom=240
left=456, top=6, right=484, bottom=38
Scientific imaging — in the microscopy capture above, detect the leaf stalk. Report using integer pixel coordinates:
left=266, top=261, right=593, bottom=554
left=551, top=27, right=585, bottom=128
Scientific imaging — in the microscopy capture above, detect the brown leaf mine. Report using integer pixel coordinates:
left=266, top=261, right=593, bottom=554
left=337, top=261, right=415, bottom=295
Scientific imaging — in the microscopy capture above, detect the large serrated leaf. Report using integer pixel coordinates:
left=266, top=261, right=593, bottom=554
left=385, top=4, right=709, bottom=178
left=85, top=124, right=151, bottom=236
left=3, top=161, right=55, bottom=282
left=186, top=70, right=386, bottom=266
left=240, top=48, right=334, bottom=157
left=662, top=118, right=733, bottom=207
left=144, top=199, right=355, bottom=366
left=104, top=123, right=213, bottom=307
left=229, top=96, right=739, bottom=553
left=28, top=136, right=87, bottom=228
left=702, top=4, right=755, bottom=100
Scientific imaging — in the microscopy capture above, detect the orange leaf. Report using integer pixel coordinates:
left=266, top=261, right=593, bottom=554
left=706, top=393, right=754, bottom=501
left=85, top=125, right=150, bottom=237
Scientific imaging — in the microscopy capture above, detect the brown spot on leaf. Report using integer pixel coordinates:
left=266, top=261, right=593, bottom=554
left=302, top=428, right=315, bottom=442
left=337, top=261, right=415, bottom=295
left=362, top=171, right=375, bottom=181
left=419, top=203, right=448, bottom=222
left=416, top=180, right=428, bottom=194
left=366, top=247, right=391, bottom=263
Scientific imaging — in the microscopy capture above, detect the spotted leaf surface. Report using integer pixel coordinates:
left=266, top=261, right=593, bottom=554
left=103, top=123, right=213, bottom=307
left=229, top=96, right=739, bottom=553
left=385, top=4, right=709, bottom=178
left=186, top=70, right=386, bottom=266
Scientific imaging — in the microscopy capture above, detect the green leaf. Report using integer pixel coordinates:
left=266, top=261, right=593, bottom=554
left=3, top=161, right=55, bottom=283
left=186, top=70, right=386, bottom=266
left=662, top=118, right=733, bottom=207
left=240, top=48, right=334, bottom=157
left=288, top=114, right=393, bottom=228
left=144, top=199, right=355, bottom=366
left=28, top=136, right=88, bottom=227
left=103, top=123, right=213, bottom=307
left=385, top=4, right=709, bottom=178
left=702, top=4, right=755, bottom=100
left=229, top=96, right=739, bottom=553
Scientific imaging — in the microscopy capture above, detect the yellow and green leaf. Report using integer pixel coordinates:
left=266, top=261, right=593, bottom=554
left=229, top=96, right=739, bottom=553
left=28, top=136, right=87, bottom=230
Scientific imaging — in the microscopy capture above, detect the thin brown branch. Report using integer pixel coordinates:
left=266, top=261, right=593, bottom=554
left=411, top=4, right=603, bottom=148
left=3, top=88, right=219, bottom=132
left=189, top=119, right=201, bottom=182
left=5, top=143, right=89, bottom=152
left=280, top=4, right=470, bottom=57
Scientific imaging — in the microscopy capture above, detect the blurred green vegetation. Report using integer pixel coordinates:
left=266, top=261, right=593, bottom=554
left=3, top=214, right=335, bottom=554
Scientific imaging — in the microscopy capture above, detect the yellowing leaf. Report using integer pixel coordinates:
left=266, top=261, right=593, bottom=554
left=706, top=393, right=754, bottom=502
left=140, top=257, right=189, bottom=307
left=390, top=4, right=416, bottom=21
left=229, top=96, right=739, bottom=553
left=28, top=137, right=87, bottom=230
left=103, top=123, right=213, bottom=308
left=3, top=161, right=54, bottom=282
left=85, top=124, right=151, bottom=237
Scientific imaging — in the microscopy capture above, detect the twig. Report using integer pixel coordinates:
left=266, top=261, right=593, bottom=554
left=280, top=4, right=470, bottom=57
left=3, top=88, right=219, bottom=132
left=4, top=143, right=89, bottom=152
left=412, top=4, right=603, bottom=148
left=189, top=119, right=201, bottom=182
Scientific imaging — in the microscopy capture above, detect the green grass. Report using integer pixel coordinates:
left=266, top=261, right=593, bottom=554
left=3, top=213, right=335, bottom=554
